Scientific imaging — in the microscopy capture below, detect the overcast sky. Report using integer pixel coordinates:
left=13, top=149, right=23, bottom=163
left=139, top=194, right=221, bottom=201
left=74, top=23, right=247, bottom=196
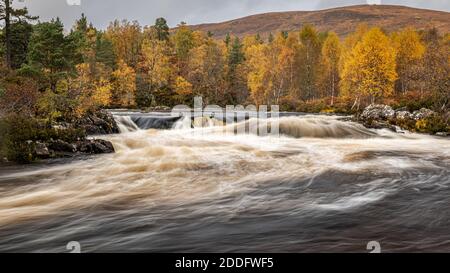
left=14, top=0, right=450, bottom=30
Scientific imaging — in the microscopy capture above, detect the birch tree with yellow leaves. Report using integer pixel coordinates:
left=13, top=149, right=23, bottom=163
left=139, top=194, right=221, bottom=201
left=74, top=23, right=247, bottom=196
left=111, top=60, right=136, bottom=107
left=391, top=28, right=426, bottom=94
left=341, top=27, right=397, bottom=109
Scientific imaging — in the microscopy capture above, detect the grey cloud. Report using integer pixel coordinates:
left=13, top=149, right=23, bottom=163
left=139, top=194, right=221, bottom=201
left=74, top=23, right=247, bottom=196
left=14, top=0, right=450, bottom=30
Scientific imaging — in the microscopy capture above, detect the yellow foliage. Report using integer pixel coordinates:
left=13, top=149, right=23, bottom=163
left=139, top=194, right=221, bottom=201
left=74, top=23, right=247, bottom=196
left=92, top=78, right=112, bottom=107
left=140, top=39, right=172, bottom=88
left=246, top=44, right=271, bottom=106
left=340, top=27, right=397, bottom=102
left=391, top=28, right=426, bottom=92
left=111, top=59, right=137, bottom=107
left=174, top=76, right=193, bottom=96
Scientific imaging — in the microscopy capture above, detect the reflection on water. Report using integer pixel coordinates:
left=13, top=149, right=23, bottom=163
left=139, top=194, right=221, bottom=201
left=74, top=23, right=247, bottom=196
left=0, top=113, right=449, bottom=252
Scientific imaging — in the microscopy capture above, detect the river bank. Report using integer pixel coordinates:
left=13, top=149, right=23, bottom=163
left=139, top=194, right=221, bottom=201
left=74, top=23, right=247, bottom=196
left=354, top=104, right=449, bottom=136
left=0, top=110, right=118, bottom=164
left=1, top=104, right=448, bottom=165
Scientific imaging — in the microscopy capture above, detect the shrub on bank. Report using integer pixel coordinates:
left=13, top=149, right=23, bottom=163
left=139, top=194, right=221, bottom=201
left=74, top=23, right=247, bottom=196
left=0, top=114, right=86, bottom=163
left=414, top=115, right=449, bottom=134
left=385, top=91, right=448, bottom=113
left=280, top=97, right=356, bottom=114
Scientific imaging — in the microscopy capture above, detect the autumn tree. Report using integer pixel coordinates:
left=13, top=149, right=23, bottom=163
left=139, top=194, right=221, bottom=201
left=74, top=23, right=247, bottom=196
left=139, top=38, right=172, bottom=106
left=419, top=29, right=450, bottom=109
left=391, top=28, right=425, bottom=93
left=341, top=27, right=397, bottom=108
left=297, top=25, right=322, bottom=100
left=187, top=38, right=226, bottom=104
left=69, top=62, right=112, bottom=116
left=111, top=59, right=136, bottom=107
left=321, top=32, right=342, bottom=105
left=246, top=42, right=269, bottom=106
left=173, top=22, right=194, bottom=76
left=106, top=20, right=142, bottom=69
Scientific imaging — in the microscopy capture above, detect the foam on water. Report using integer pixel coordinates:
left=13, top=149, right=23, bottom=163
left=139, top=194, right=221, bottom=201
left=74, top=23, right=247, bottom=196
left=0, top=114, right=449, bottom=252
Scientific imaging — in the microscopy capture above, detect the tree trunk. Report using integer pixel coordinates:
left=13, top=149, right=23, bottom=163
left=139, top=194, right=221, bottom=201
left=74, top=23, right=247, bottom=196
left=5, top=0, right=12, bottom=69
left=330, top=72, right=335, bottom=106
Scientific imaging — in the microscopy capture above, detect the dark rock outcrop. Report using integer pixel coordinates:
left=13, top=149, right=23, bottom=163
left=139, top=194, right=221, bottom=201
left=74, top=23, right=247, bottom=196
left=33, top=139, right=115, bottom=160
left=77, top=139, right=115, bottom=154
left=76, top=110, right=119, bottom=135
left=35, top=142, right=50, bottom=159
left=49, top=140, right=77, bottom=153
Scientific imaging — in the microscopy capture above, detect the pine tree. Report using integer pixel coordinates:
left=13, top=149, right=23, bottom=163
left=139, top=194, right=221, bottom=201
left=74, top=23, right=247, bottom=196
left=0, top=0, right=37, bottom=68
left=27, top=18, right=76, bottom=91
left=154, top=17, right=169, bottom=41
left=0, top=21, right=33, bottom=69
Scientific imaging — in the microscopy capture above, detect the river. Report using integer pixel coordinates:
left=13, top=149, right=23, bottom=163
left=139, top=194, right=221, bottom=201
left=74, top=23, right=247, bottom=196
left=0, top=112, right=449, bottom=252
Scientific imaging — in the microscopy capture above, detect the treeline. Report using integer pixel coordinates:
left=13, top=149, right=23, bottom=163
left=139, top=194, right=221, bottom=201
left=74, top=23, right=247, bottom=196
left=0, top=6, right=449, bottom=122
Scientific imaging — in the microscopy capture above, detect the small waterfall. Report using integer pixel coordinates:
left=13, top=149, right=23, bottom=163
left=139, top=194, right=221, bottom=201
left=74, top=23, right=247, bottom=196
left=114, top=116, right=139, bottom=133
left=173, top=116, right=224, bottom=129
left=114, top=114, right=183, bottom=132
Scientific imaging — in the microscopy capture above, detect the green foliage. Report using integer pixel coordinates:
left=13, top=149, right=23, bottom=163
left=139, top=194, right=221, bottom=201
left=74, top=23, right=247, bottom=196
left=36, top=89, right=82, bottom=122
left=27, top=19, right=77, bottom=91
left=95, top=32, right=116, bottom=69
left=173, top=23, right=194, bottom=62
left=228, top=37, right=245, bottom=69
left=154, top=17, right=169, bottom=41
left=0, top=21, right=33, bottom=69
left=0, top=114, right=85, bottom=163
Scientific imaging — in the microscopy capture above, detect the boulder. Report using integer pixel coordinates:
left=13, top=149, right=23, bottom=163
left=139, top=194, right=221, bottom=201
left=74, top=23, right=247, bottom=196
left=395, top=111, right=413, bottom=120
left=361, top=104, right=395, bottom=120
left=35, top=142, right=50, bottom=158
left=82, top=124, right=106, bottom=135
left=436, top=132, right=448, bottom=137
left=49, top=140, right=77, bottom=153
left=412, top=108, right=435, bottom=120
left=77, top=139, right=115, bottom=154
left=76, top=110, right=120, bottom=135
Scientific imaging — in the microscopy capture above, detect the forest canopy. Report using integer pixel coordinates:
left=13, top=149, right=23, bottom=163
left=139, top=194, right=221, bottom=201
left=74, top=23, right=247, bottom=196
left=0, top=1, right=448, bottom=118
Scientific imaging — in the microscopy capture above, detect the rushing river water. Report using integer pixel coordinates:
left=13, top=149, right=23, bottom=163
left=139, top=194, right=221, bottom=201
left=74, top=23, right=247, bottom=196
left=0, top=112, right=449, bottom=252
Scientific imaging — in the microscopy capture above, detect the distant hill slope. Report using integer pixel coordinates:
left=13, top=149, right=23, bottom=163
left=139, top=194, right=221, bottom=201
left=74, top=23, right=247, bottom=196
left=188, top=5, right=450, bottom=39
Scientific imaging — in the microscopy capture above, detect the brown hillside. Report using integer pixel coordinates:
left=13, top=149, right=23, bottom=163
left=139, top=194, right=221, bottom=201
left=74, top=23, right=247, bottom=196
left=188, top=5, right=450, bottom=38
